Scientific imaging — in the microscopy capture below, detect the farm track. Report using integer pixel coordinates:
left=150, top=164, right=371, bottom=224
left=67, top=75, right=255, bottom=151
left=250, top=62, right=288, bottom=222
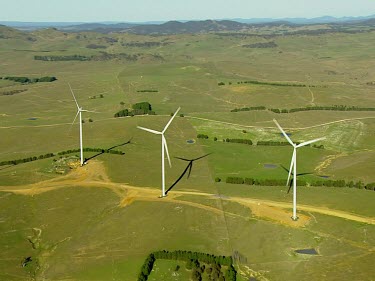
left=2, top=114, right=375, bottom=131
left=0, top=161, right=373, bottom=226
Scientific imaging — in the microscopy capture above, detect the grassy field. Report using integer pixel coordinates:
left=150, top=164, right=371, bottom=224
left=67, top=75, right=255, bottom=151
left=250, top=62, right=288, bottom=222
left=0, top=25, right=374, bottom=280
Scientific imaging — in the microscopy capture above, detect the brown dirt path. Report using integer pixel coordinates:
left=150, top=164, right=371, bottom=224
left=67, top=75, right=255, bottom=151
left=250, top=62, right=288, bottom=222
left=0, top=160, right=373, bottom=226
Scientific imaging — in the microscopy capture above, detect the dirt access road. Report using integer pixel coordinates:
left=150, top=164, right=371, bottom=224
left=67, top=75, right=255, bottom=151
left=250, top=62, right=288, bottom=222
left=0, top=161, right=374, bottom=227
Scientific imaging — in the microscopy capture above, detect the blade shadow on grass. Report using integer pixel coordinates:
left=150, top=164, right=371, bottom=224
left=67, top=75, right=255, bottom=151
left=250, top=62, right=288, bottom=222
left=85, top=137, right=132, bottom=162
left=279, top=164, right=313, bottom=194
left=166, top=153, right=211, bottom=195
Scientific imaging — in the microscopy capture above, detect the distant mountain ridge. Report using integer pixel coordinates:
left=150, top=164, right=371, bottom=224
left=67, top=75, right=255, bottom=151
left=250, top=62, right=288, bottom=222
left=1, top=14, right=375, bottom=35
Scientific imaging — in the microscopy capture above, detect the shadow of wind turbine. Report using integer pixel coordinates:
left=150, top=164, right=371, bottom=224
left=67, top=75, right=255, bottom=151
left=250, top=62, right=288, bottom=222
left=166, top=153, right=211, bottom=195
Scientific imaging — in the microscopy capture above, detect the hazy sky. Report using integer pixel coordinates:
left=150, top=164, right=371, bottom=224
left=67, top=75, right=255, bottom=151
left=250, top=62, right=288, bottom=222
left=1, top=0, right=375, bottom=22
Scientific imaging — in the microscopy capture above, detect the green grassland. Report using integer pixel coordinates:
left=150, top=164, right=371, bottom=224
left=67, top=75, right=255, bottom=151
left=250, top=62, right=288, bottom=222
left=0, top=26, right=374, bottom=280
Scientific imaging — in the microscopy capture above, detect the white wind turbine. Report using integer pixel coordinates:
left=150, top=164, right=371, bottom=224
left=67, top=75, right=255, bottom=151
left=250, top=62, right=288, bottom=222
left=273, top=119, right=326, bottom=221
left=137, top=107, right=181, bottom=198
left=69, top=83, right=95, bottom=166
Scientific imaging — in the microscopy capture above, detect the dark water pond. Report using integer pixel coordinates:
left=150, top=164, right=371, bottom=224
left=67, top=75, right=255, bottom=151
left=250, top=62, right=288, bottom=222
left=318, top=175, right=330, bottom=179
left=295, top=248, right=318, bottom=255
left=186, top=139, right=195, bottom=144
left=264, top=163, right=277, bottom=169
left=28, top=117, right=37, bottom=120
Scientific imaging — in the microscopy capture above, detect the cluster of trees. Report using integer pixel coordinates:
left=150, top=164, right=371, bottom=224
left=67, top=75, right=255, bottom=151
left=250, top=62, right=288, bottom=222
left=34, top=55, right=90, bottom=61
left=0, top=147, right=125, bottom=167
left=0, top=89, right=27, bottom=96
left=223, top=176, right=375, bottom=190
left=230, top=106, right=266, bottom=112
left=138, top=250, right=236, bottom=281
left=137, top=90, right=159, bottom=93
left=1, top=76, right=56, bottom=84
left=224, top=138, right=253, bottom=145
left=197, top=134, right=209, bottom=139
left=114, top=102, right=155, bottom=117
left=269, top=105, right=375, bottom=114
left=242, top=41, right=278, bottom=48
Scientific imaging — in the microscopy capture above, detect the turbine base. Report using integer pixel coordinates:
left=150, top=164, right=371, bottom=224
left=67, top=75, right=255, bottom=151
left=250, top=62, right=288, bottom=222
left=291, top=216, right=299, bottom=221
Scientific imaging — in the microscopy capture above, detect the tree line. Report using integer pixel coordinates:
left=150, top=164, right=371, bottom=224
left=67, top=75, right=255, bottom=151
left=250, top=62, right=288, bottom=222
left=1, top=76, right=56, bottom=84
left=223, top=176, right=375, bottom=190
left=242, top=41, right=278, bottom=48
left=34, top=55, right=90, bottom=61
left=269, top=105, right=375, bottom=114
left=0, top=148, right=124, bottom=167
left=0, top=89, right=27, bottom=96
left=137, top=90, right=159, bottom=93
left=114, top=102, right=155, bottom=118
left=230, top=106, right=266, bottom=112
left=138, top=250, right=236, bottom=281
left=198, top=134, right=324, bottom=149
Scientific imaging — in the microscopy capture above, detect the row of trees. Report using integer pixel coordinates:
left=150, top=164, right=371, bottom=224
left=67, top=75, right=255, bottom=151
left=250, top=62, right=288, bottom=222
left=34, top=55, right=90, bottom=61
left=0, top=153, right=55, bottom=166
left=57, top=148, right=124, bottom=155
left=138, top=253, right=155, bottom=281
left=224, top=176, right=375, bottom=190
left=242, top=41, right=278, bottom=48
left=230, top=106, right=266, bottom=112
left=138, top=250, right=236, bottom=281
left=122, top=41, right=169, bottom=48
left=1, top=76, right=56, bottom=84
left=114, top=102, right=155, bottom=117
left=0, top=148, right=124, bottom=167
left=0, top=89, right=27, bottom=96
left=269, top=105, right=375, bottom=114
left=137, top=90, right=159, bottom=93
left=199, top=135, right=324, bottom=149
left=224, top=138, right=253, bottom=145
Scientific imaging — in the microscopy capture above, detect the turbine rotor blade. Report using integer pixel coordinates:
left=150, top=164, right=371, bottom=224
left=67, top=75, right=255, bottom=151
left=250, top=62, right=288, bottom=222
left=163, top=135, right=172, bottom=168
left=137, top=126, right=162, bottom=135
left=162, top=107, right=181, bottom=134
left=296, top=137, right=326, bottom=148
left=273, top=119, right=295, bottom=147
left=286, top=149, right=295, bottom=186
left=68, top=111, right=80, bottom=134
left=68, top=83, right=80, bottom=110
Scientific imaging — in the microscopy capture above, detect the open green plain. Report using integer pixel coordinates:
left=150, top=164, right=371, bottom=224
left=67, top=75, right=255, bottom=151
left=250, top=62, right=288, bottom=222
left=0, top=26, right=374, bottom=280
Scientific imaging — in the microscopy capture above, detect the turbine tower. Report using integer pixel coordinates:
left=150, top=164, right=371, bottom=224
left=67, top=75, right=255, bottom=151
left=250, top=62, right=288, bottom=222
left=69, top=83, right=95, bottom=166
left=273, top=119, right=325, bottom=220
left=137, top=107, right=181, bottom=197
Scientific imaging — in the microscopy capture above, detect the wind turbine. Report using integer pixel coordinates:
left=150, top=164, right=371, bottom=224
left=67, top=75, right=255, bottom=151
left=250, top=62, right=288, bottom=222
left=137, top=107, right=181, bottom=197
left=69, top=83, right=95, bottom=166
left=273, top=119, right=325, bottom=221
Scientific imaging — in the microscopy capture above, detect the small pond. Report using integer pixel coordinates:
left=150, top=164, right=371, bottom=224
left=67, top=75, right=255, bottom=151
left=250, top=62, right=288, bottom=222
left=186, top=139, right=196, bottom=144
left=28, top=117, right=38, bottom=120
